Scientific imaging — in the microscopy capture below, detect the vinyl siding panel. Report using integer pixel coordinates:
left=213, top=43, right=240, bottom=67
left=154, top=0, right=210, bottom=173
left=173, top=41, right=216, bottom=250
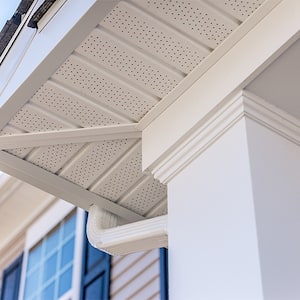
left=111, top=250, right=160, bottom=300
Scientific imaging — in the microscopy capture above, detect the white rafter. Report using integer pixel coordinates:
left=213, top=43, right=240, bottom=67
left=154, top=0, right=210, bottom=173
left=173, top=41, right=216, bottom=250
left=0, top=124, right=141, bottom=149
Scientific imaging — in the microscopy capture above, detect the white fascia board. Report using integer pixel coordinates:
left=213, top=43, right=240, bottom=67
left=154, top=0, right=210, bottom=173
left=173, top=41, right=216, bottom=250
left=0, top=150, right=144, bottom=222
left=142, top=0, right=300, bottom=172
left=0, top=124, right=141, bottom=149
left=0, top=0, right=120, bottom=129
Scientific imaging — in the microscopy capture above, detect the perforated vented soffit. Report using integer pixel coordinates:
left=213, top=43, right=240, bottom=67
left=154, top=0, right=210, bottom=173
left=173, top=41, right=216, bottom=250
left=0, top=0, right=266, bottom=222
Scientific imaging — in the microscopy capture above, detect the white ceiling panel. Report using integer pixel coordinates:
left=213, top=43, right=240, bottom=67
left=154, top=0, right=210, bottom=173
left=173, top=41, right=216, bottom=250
left=205, top=0, right=264, bottom=21
left=0, top=0, right=269, bottom=221
left=76, top=28, right=183, bottom=98
left=60, top=139, right=137, bottom=189
left=119, top=176, right=167, bottom=216
left=51, top=55, right=158, bottom=121
left=91, top=142, right=143, bottom=200
left=131, top=0, right=238, bottom=48
left=101, top=1, right=209, bottom=74
left=31, top=81, right=124, bottom=126
left=26, top=143, right=84, bottom=174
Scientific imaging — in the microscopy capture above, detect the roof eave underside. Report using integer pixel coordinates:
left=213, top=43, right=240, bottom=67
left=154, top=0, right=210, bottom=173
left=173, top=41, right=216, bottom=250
left=0, top=0, right=281, bottom=222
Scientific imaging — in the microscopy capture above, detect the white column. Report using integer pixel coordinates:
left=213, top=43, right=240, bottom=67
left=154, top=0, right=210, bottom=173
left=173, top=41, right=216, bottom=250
left=145, top=92, right=300, bottom=299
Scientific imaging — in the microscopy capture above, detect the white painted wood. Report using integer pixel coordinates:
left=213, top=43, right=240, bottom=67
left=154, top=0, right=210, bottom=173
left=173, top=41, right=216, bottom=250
left=164, top=92, right=300, bottom=299
left=245, top=117, right=300, bottom=300
left=142, top=0, right=300, bottom=171
left=168, top=118, right=264, bottom=300
left=71, top=208, right=85, bottom=300
left=149, top=92, right=300, bottom=184
left=139, top=0, right=282, bottom=130
left=0, top=150, right=144, bottom=222
left=0, top=124, right=141, bottom=149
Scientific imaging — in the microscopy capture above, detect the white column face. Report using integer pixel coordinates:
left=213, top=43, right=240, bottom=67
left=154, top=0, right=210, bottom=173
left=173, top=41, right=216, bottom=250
left=246, top=118, right=300, bottom=300
left=168, top=118, right=264, bottom=300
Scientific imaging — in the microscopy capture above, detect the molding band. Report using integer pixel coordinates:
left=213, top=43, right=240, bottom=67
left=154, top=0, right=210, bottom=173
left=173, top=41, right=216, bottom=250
left=151, top=91, right=300, bottom=184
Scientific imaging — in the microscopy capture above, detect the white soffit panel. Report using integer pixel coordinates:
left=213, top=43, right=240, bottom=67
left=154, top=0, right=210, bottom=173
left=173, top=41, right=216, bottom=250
left=75, top=28, right=183, bottom=98
left=204, top=0, right=264, bottom=22
left=51, top=56, right=157, bottom=122
left=31, top=81, right=125, bottom=126
left=59, top=139, right=137, bottom=189
left=0, top=0, right=269, bottom=223
left=130, top=0, right=238, bottom=49
left=101, top=1, right=209, bottom=74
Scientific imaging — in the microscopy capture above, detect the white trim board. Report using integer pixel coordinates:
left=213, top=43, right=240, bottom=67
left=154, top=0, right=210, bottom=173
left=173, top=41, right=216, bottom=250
left=0, top=150, right=144, bottom=222
left=150, top=91, right=300, bottom=184
left=142, top=0, right=300, bottom=172
left=0, top=124, right=141, bottom=149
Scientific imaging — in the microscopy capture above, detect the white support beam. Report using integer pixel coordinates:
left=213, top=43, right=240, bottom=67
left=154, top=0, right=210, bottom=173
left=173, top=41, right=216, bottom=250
left=142, top=0, right=300, bottom=172
left=0, top=124, right=141, bottom=149
left=0, top=150, right=144, bottom=222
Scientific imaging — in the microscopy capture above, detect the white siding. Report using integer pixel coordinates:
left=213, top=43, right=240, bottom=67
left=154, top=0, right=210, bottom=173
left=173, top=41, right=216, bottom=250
left=111, top=249, right=160, bottom=300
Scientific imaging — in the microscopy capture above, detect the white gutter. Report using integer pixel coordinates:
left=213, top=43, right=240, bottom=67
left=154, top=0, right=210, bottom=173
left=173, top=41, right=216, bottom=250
left=87, top=204, right=168, bottom=256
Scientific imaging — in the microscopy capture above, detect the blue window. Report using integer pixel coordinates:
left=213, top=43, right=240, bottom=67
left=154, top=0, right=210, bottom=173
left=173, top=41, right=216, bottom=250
left=23, top=213, right=76, bottom=300
left=0, top=254, right=23, bottom=300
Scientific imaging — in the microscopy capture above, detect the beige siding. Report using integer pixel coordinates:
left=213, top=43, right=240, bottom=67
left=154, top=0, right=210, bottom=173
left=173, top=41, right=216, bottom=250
left=111, top=249, right=160, bottom=300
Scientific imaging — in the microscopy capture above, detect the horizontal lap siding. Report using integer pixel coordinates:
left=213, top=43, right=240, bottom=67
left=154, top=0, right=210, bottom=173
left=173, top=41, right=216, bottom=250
left=111, top=249, right=160, bottom=300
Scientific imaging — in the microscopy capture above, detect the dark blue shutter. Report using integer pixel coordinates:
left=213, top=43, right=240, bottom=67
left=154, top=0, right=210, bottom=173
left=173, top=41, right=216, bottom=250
left=160, top=248, right=169, bottom=300
left=0, top=254, right=23, bottom=300
left=81, top=215, right=111, bottom=300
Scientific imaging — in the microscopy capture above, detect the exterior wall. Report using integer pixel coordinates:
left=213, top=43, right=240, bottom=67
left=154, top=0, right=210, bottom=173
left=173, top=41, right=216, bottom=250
left=0, top=179, right=165, bottom=299
left=111, top=250, right=160, bottom=300
left=0, top=175, right=56, bottom=283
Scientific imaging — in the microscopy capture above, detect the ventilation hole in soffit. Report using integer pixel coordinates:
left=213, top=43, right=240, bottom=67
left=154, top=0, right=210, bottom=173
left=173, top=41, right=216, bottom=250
left=92, top=150, right=143, bottom=201
left=76, top=30, right=181, bottom=98
left=9, top=105, right=68, bottom=132
left=132, top=0, right=236, bottom=48
left=120, top=177, right=167, bottom=216
left=31, top=83, right=122, bottom=127
left=102, top=2, right=208, bottom=73
left=223, top=0, right=263, bottom=18
left=60, top=139, right=136, bottom=188
left=52, top=59, right=157, bottom=121
left=27, top=143, right=83, bottom=174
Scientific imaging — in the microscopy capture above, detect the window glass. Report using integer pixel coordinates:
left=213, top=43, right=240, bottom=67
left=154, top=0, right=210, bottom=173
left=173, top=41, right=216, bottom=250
left=23, top=212, right=76, bottom=300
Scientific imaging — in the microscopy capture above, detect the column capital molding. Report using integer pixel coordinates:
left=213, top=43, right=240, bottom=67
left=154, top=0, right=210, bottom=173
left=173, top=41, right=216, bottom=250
left=149, top=91, right=300, bottom=184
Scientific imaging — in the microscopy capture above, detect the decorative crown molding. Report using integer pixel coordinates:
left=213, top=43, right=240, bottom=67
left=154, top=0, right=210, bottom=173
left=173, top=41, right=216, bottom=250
left=150, top=91, right=300, bottom=184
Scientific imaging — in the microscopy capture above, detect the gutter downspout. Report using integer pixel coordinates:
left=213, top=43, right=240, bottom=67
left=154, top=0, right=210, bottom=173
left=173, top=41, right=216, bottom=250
left=87, top=204, right=168, bottom=256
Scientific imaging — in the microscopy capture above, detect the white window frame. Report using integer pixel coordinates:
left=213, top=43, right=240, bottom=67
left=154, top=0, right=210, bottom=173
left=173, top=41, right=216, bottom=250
left=18, top=199, right=85, bottom=300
